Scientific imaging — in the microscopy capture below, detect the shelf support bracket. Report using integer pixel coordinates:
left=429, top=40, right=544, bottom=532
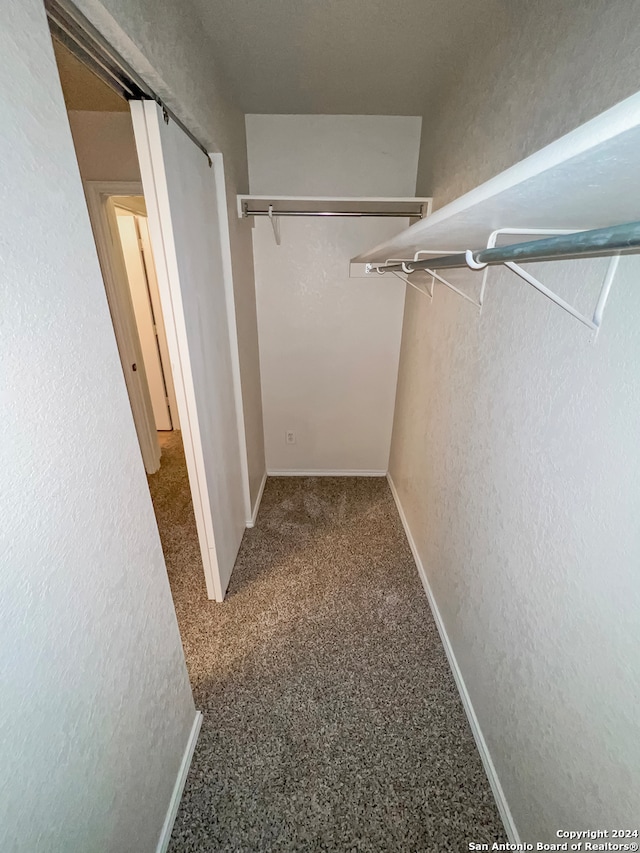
left=502, top=258, right=618, bottom=334
left=367, top=251, right=484, bottom=308
left=373, top=260, right=434, bottom=298
left=413, top=250, right=485, bottom=309
left=268, top=204, right=281, bottom=246
left=483, top=228, right=620, bottom=336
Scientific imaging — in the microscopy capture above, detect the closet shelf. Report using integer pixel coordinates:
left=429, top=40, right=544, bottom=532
left=353, top=91, right=640, bottom=334
left=237, top=195, right=432, bottom=219
left=353, top=91, right=640, bottom=265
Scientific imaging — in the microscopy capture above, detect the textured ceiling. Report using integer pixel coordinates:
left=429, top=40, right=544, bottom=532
left=189, top=0, right=503, bottom=114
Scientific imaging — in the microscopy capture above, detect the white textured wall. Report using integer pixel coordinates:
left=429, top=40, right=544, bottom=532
left=0, top=2, right=195, bottom=851
left=73, top=0, right=265, bottom=507
left=68, top=110, right=141, bottom=182
left=392, top=259, right=640, bottom=840
left=417, top=0, right=640, bottom=204
left=394, top=1, right=640, bottom=840
left=247, top=115, right=422, bottom=473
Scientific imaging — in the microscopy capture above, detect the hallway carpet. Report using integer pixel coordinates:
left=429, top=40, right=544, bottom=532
left=148, top=433, right=506, bottom=852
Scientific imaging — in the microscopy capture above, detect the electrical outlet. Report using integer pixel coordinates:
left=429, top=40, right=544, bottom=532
left=286, top=430, right=296, bottom=445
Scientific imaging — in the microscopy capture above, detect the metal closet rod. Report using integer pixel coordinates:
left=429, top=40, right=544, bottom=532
left=244, top=209, right=422, bottom=218
left=374, top=220, right=640, bottom=273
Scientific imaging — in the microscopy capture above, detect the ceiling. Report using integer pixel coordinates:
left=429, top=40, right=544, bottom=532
left=52, top=38, right=129, bottom=112
left=189, top=0, right=503, bottom=115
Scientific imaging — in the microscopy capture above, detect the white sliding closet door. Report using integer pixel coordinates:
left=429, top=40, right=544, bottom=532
left=130, top=100, right=246, bottom=601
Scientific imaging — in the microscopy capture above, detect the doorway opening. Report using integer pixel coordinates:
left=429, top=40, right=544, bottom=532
left=110, top=196, right=178, bottom=448
left=113, top=197, right=177, bottom=436
left=50, top=34, right=208, bottom=611
left=47, top=0, right=251, bottom=604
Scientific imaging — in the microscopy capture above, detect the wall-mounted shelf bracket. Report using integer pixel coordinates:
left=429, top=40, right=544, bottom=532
left=483, top=229, right=619, bottom=335
left=268, top=204, right=281, bottom=246
left=373, top=258, right=435, bottom=298
left=368, top=249, right=485, bottom=308
left=414, top=250, right=485, bottom=308
left=367, top=220, right=639, bottom=335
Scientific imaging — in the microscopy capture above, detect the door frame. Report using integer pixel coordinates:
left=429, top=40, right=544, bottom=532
left=84, top=179, right=160, bottom=473
left=114, top=210, right=173, bottom=431
left=134, top=214, right=180, bottom=430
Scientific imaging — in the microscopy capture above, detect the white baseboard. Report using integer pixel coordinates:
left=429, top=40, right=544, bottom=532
left=246, top=471, right=267, bottom=528
left=266, top=469, right=387, bottom=477
left=156, top=711, right=203, bottom=853
left=386, top=474, right=520, bottom=843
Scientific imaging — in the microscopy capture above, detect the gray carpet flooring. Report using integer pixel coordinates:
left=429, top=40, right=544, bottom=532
left=148, top=432, right=505, bottom=852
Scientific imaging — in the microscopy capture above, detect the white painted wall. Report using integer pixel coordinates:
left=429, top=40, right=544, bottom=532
left=72, top=0, right=266, bottom=511
left=0, top=2, right=195, bottom=850
left=246, top=115, right=422, bottom=473
left=417, top=0, right=640, bottom=204
left=392, top=255, right=640, bottom=841
left=394, top=5, right=640, bottom=840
